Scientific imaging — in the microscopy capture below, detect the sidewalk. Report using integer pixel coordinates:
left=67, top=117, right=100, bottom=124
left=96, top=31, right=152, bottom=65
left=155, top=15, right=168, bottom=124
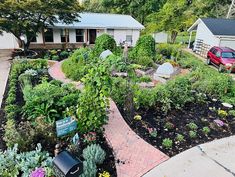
left=143, top=135, right=235, bottom=177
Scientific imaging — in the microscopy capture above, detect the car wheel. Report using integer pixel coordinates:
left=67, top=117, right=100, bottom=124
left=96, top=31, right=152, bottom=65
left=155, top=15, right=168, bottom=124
left=218, top=64, right=224, bottom=72
left=206, top=57, right=211, bottom=65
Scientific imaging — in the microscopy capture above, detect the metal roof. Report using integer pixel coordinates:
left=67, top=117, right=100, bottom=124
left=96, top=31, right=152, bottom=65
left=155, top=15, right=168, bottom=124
left=188, top=18, right=235, bottom=36
left=54, top=13, right=145, bottom=30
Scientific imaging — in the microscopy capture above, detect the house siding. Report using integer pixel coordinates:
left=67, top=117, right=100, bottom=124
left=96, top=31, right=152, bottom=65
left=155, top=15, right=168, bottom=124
left=194, top=22, right=220, bottom=50
left=0, top=31, right=19, bottom=49
left=30, top=28, right=141, bottom=49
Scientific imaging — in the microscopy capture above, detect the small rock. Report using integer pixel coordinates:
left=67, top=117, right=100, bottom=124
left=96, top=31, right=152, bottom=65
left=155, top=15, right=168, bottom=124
left=222, top=103, right=233, bottom=109
left=212, top=98, right=217, bottom=102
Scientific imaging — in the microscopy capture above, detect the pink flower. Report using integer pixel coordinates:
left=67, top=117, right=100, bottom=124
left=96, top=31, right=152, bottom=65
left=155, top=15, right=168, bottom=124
left=30, top=168, right=45, bottom=177
left=214, top=119, right=224, bottom=127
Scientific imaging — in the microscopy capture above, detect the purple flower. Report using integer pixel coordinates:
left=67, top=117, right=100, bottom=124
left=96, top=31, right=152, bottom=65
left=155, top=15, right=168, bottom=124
left=214, top=119, right=224, bottom=127
left=30, top=167, right=45, bottom=177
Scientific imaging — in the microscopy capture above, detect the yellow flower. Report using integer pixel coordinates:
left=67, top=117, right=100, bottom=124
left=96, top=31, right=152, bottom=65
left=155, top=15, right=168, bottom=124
left=99, top=171, right=111, bottom=177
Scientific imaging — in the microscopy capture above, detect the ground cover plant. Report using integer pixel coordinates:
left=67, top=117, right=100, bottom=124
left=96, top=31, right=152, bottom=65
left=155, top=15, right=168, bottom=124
left=112, top=44, right=235, bottom=156
left=1, top=58, right=117, bottom=176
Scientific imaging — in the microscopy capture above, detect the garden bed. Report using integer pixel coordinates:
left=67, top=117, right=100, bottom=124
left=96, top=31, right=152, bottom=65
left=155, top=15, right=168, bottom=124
left=119, top=96, right=235, bottom=157
left=0, top=59, right=117, bottom=176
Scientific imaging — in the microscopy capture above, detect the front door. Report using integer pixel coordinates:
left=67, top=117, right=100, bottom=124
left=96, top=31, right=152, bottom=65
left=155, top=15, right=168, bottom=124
left=89, top=29, right=97, bottom=44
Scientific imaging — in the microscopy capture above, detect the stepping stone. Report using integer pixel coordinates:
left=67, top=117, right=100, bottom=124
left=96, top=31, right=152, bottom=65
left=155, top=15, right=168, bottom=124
left=222, top=103, right=233, bottom=109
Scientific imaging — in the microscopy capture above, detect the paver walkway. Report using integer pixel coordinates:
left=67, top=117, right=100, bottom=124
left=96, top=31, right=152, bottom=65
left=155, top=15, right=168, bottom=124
left=0, top=50, right=11, bottom=107
left=49, top=60, right=169, bottom=177
left=143, top=135, right=235, bottom=177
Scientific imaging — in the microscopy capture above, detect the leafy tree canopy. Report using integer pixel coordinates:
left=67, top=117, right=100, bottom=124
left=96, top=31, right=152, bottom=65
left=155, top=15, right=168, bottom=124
left=0, top=0, right=82, bottom=49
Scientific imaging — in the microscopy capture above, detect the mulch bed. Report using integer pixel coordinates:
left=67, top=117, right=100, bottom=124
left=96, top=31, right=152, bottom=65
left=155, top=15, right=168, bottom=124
left=0, top=67, right=117, bottom=176
left=119, top=98, right=235, bottom=157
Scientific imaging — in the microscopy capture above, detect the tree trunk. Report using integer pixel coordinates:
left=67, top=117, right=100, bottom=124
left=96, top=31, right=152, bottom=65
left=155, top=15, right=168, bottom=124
left=171, top=31, right=178, bottom=44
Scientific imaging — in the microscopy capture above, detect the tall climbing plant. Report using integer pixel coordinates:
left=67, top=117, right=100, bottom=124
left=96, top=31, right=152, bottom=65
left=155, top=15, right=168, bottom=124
left=76, top=60, right=112, bottom=133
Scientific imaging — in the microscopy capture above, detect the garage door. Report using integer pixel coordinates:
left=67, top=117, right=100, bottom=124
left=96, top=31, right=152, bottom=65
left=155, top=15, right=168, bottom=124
left=0, top=31, right=19, bottom=49
left=220, top=39, right=235, bottom=50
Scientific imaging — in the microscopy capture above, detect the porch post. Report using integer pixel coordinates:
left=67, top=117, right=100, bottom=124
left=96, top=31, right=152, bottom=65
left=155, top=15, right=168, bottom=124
left=188, top=31, right=193, bottom=49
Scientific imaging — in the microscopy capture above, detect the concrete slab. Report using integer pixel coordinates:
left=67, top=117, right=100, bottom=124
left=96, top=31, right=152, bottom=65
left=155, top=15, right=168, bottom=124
left=199, top=136, right=235, bottom=174
left=143, top=136, right=235, bottom=177
left=0, top=53, right=11, bottom=107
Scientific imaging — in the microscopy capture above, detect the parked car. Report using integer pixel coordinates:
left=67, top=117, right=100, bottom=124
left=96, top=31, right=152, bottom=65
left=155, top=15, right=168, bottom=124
left=207, top=46, right=235, bottom=72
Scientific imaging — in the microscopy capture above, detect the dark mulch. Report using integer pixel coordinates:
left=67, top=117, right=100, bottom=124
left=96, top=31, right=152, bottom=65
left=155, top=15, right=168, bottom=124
left=119, top=98, right=235, bottom=157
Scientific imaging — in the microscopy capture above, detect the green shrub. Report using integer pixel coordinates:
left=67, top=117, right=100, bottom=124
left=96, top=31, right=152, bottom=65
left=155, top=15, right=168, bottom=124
left=189, top=130, right=197, bottom=139
left=164, top=122, right=175, bottom=130
left=51, top=55, right=60, bottom=61
left=93, top=34, right=117, bottom=57
left=218, top=110, right=228, bottom=118
left=228, top=110, right=235, bottom=117
left=76, top=61, right=111, bottom=133
left=176, top=134, right=185, bottom=142
left=129, top=35, right=155, bottom=66
left=162, top=138, right=173, bottom=149
left=187, top=122, right=198, bottom=130
left=202, top=126, right=211, bottom=135
left=156, top=43, right=181, bottom=59
left=82, top=144, right=106, bottom=165
left=62, top=47, right=91, bottom=81
left=60, top=50, right=69, bottom=59
left=0, top=143, right=53, bottom=177
left=80, top=160, right=97, bottom=177
left=22, top=82, right=80, bottom=122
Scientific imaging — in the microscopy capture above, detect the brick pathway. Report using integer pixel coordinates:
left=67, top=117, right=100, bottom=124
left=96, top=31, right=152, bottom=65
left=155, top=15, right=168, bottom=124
left=48, top=60, right=169, bottom=177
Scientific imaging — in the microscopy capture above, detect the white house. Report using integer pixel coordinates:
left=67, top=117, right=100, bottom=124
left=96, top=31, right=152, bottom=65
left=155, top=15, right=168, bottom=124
left=0, top=13, right=144, bottom=49
left=188, top=18, right=235, bottom=50
left=152, top=31, right=168, bottom=43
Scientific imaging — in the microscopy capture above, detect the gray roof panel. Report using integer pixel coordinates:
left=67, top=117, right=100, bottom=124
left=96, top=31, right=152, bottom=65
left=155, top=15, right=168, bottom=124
left=54, top=13, right=145, bottom=30
left=201, top=18, right=235, bottom=36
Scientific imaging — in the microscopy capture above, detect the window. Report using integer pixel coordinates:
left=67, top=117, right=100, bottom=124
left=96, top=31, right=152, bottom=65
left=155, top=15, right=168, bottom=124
left=222, top=52, right=235, bottom=58
left=76, top=29, right=84, bottom=42
left=44, top=28, right=54, bottom=42
left=107, top=29, right=114, bottom=38
left=215, top=51, right=221, bottom=58
left=126, top=35, right=132, bottom=42
left=28, top=36, right=37, bottom=42
left=61, top=29, right=69, bottom=43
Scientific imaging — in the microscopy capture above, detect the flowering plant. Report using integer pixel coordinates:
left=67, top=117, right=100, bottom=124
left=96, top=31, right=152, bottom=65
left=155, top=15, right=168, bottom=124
left=30, top=168, right=45, bottom=177
left=83, top=132, right=97, bottom=145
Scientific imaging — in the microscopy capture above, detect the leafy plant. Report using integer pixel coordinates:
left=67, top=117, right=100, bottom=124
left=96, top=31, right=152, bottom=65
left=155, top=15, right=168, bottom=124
left=218, top=110, right=228, bottom=118
left=162, top=138, right=173, bottom=149
left=176, top=134, right=185, bottom=142
left=147, top=127, right=158, bottom=138
left=187, top=122, right=198, bottom=130
left=60, top=50, right=69, bottom=59
left=228, top=110, right=235, bottom=117
left=202, top=126, right=211, bottom=135
left=134, top=115, right=142, bottom=121
left=0, top=144, right=53, bottom=177
left=83, top=132, right=97, bottom=145
left=52, top=55, right=60, bottom=61
left=129, top=35, right=155, bottom=66
left=99, top=171, right=111, bottom=177
left=189, top=130, right=197, bottom=139
left=76, top=60, right=112, bottom=133
left=80, top=160, right=97, bottom=177
left=93, top=34, right=117, bottom=57
left=164, top=122, right=175, bottom=130
left=83, top=144, right=106, bottom=165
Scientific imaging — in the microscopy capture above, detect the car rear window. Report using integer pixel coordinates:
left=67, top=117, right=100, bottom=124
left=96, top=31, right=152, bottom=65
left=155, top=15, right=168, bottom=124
left=222, top=52, right=235, bottom=58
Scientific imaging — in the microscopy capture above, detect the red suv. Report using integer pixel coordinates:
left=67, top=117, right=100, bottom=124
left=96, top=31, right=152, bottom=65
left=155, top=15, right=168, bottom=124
left=207, top=46, right=235, bottom=72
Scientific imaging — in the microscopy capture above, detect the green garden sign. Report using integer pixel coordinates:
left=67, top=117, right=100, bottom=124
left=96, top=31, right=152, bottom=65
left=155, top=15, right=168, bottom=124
left=56, top=117, right=77, bottom=137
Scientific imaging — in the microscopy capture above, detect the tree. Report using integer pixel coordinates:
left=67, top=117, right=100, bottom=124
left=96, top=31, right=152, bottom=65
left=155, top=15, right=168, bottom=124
left=145, top=0, right=190, bottom=43
left=0, top=0, right=82, bottom=51
left=82, top=0, right=106, bottom=13
left=101, top=0, right=166, bottom=24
